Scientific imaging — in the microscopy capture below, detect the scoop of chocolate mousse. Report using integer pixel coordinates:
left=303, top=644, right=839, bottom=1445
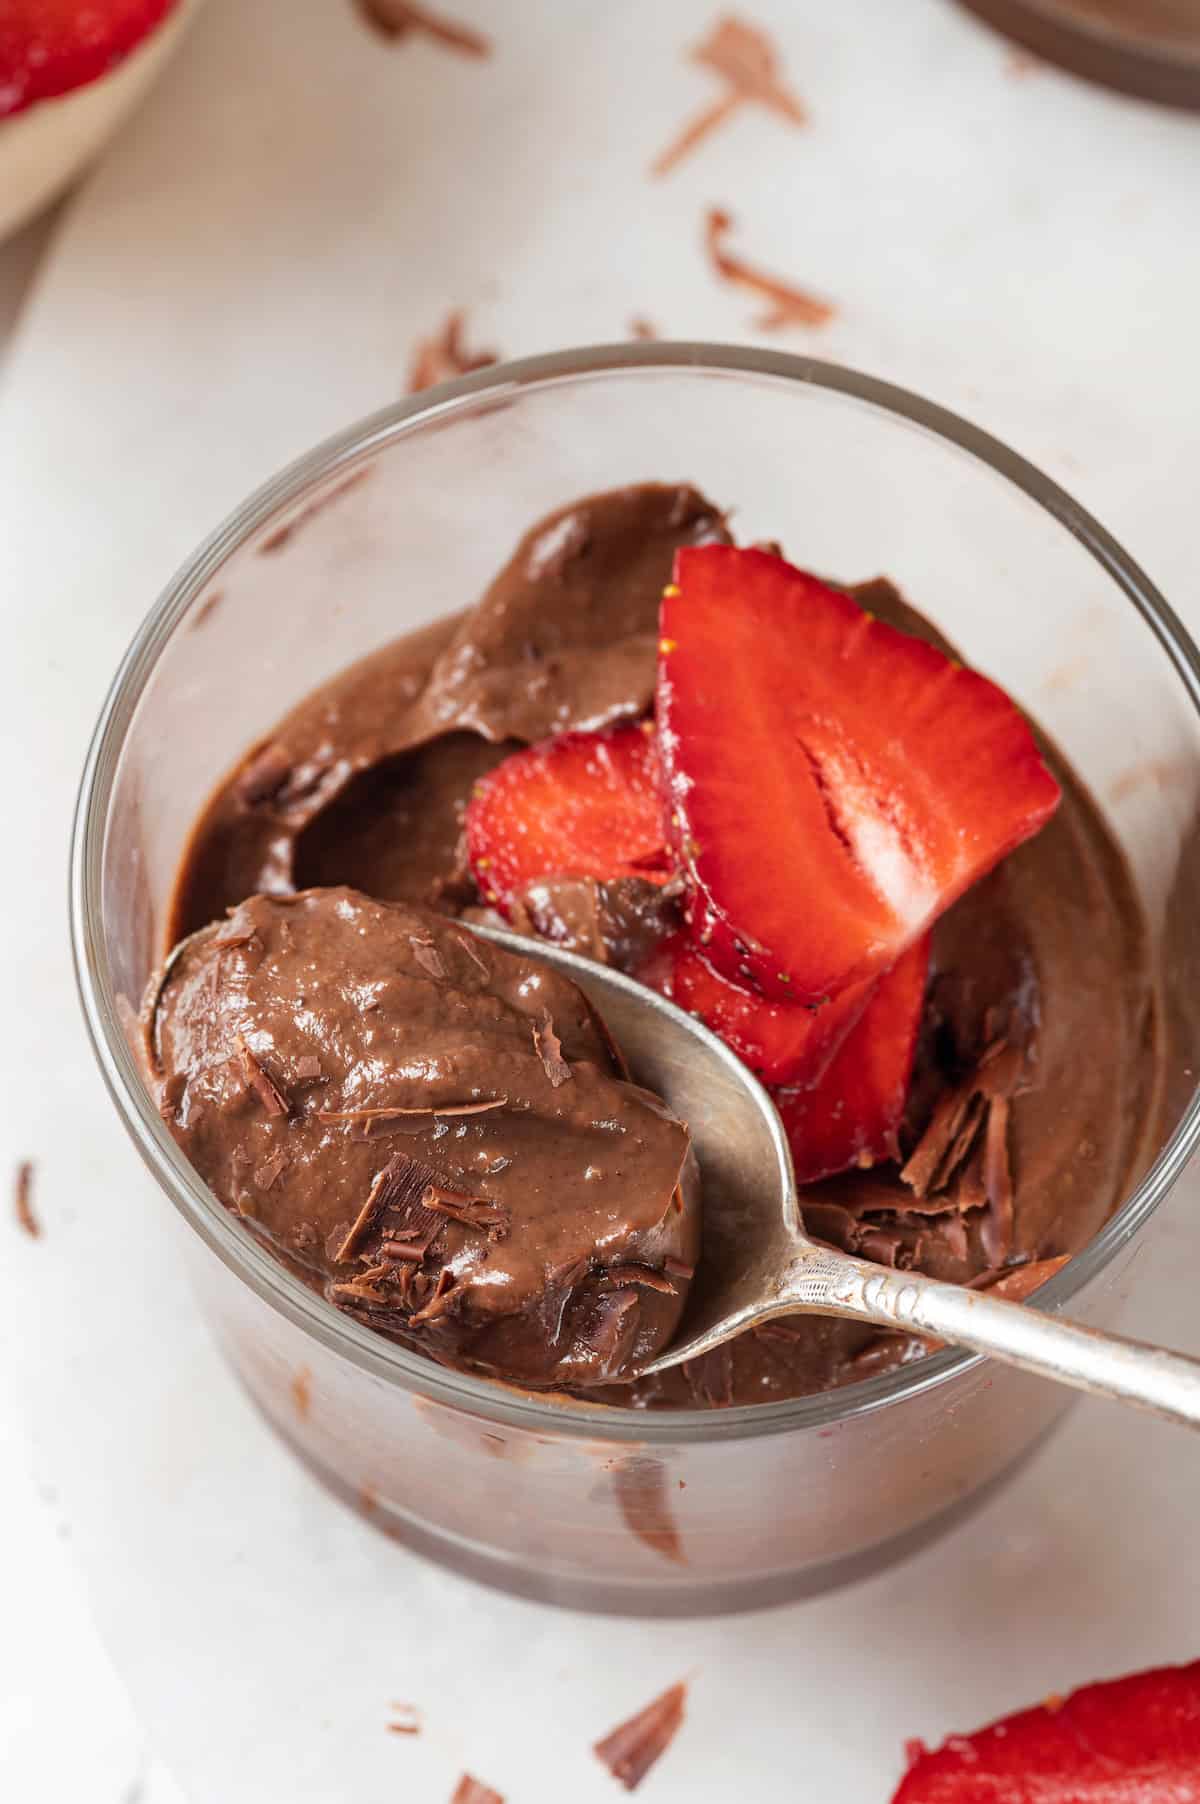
left=148, top=888, right=696, bottom=1386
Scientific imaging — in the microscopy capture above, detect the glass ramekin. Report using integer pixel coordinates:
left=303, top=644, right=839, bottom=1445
left=71, top=345, right=1200, bottom=1616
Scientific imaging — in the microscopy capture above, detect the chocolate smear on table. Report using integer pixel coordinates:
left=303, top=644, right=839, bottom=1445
left=654, top=16, right=806, bottom=176
left=407, top=310, right=497, bottom=394
left=594, top=1681, right=688, bottom=1790
left=354, top=0, right=490, bottom=56
left=704, top=206, right=835, bottom=328
left=257, top=471, right=369, bottom=556
left=13, top=1160, right=38, bottom=1239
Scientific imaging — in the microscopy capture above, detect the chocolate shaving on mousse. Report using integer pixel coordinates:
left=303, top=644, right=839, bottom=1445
left=234, top=1036, right=289, bottom=1117
left=594, top=1681, right=688, bottom=1791
left=533, top=1010, right=572, bottom=1087
left=332, top=1151, right=446, bottom=1263
left=13, top=1160, right=38, bottom=1239
left=663, top=1255, right=695, bottom=1281
left=704, top=206, right=835, bottom=329
left=900, top=1036, right=1024, bottom=1261
left=294, top=1055, right=324, bottom=1082
left=421, top=1183, right=510, bottom=1234
left=454, top=931, right=491, bottom=978
left=318, top=1097, right=507, bottom=1124
left=257, top=470, right=369, bottom=555
left=449, top=1777, right=504, bottom=1804
left=410, top=936, right=446, bottom=980
left=354, top=0, right=491, bottom=57
left=407, top=311, right=498, bottom=395
left=253, top=1149, right=288, bottom=1191
left=408, top=1266, right=459, bottom=1325
left=653, top=17, right=806, bottom=177
left=568, top=1288, right=642, bottom=1381
left=604, top=1264, right=678, bottom=1295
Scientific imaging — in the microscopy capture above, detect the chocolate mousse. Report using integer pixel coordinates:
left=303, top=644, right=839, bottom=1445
left=149, top=889, right=695, bottom=1386
left=158, top=481, right=1162, bottom=1408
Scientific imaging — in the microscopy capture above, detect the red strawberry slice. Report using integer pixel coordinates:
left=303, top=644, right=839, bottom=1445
left=640, top=933, right=872, bottom=1087
left=465, top=721, right=670, bottom=915
left=658, top=547, right=1061, bottom=1005
left=0, top=0, right=178, bottom=118
left=774, top=935, right=930, bottom=1183
left=893, top=1659, right=1200, bottom=1802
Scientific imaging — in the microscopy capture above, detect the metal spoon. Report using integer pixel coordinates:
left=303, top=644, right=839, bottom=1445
left=471, top=923, right=1200, bottom=1428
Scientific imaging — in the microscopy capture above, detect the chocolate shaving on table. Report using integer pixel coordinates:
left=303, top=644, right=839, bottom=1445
left=234, top=1036, right=289, bottom=1117
left=387, top=1702, right=421, bottom=1735
left=410, top=935, right=446, bottom=980
left=407, top=310, right=498, bottom=394
left=13, top=1161, right=38, bottom=1239
left=354, top=0, right=491, bottom=58
left=704, top=206, right=835, bottom=329
left=319, top=1097, right=507, bottom=1123
left=654, top=16, right=806, bottom=176
left=257, top=470, right=369, bottom=555
left=449, top=1776, right=505, bottom=1804
left=604, top=1263, right=678, bottom=1295
left=594, top=1681, right=688, bottom=1791
left=421, top=1183, right=511, bottom=1234
left=533, top=1010, right=572, bottom=1087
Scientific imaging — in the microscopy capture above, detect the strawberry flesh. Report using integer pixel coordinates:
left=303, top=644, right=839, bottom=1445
left=465, top=721, right=670, bottom=915
left=774, top=936, right=930, bottom=1184
left=658, top=547, right=1061, bottom=1004
left=640, top=933, right=871, bottom=1087
left=0, top=0, right=178, bottom=118
left=893, top=1659, right=1200, bottom=1802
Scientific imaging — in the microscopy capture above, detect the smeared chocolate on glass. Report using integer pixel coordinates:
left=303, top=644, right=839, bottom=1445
left=155, top=482, right=1160, bottom=1407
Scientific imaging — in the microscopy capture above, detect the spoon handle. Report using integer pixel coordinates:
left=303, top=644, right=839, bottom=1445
left=782, top=1245, right=1200, bottom=1429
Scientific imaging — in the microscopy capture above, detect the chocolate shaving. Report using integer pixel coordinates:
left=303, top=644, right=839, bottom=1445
left=253, top=1150, right=288, bottom=1191
left=628, top=315, right=658, bottom=340
left=379, top=1237, right=430, bottom=1262
left=157, top=1071, right=186, bottom=1126
left=409, top=1267, right=458, bottom=1324
left=533, top=1010, right=572, bottom=1087
left=13, top=1161, right=38, bottom=1239
left=663, top=1255, right=695, bottom=1280
left=235, top=1036, right=289, bottom=1117
left=654, top=17, right=806, bottom=177
left=257, top=469, right=368, bottom=555
left=294, top=1055, right=324, bottom=1082
left=594, top=1681, right=688, bottom=1791
left=604, top=1263, right=677, bottom=1295
left=407, top=310, right=498, bottom=395
left=319, top=1097, right=506, bottom=1123
left=979, top=1095, right=1015, bottom=1266
left=421, top=1183, right=510, bottom=1234
left=454, top=931, right=491, bottom=978
left=682, top=1341, right=735, bottom=1408
left=704, top=206, right=834, bottom=329
left=410, top=936, right=446, bottom=980
left=900, top=1035, right=1026, bottom=1206
left=449, top=1777, right=504, bottom=1804
left=354, top=1, right=491, bottom=58
left=972, top=1254, right=1069, bottom=1303
left=612, top=1455, right=686, bottom=1566
left=387, top=1703, right=421, bottom=1735
left=332, top=1150, right=446, bottom=1263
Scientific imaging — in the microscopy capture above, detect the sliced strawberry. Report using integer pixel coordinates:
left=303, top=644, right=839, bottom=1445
left=894, top=1660, right=1200, bottom=1802
left=774, top=936, right=930, bottom=1183
left=465, top=721, right=670, bottom=915
left=640, top=933, right=871, bottom=1087
left=658, top=547, right=1061, bottom=1004
left=0, top=0, right=178, bottom=118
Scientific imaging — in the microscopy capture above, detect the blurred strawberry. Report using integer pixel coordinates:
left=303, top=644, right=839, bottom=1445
left=0, top=0, right=178, bottom=118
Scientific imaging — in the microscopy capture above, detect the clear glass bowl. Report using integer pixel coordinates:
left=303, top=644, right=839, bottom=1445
left=71, top=345, right=1200, bottom=1616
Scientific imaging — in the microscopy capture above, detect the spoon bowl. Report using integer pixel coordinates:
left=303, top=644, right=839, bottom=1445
left=470, top=923, right=1200, bottom=1429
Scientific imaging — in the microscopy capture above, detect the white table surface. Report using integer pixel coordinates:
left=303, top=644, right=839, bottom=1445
left=2, top=3, right=1199, bottom=1800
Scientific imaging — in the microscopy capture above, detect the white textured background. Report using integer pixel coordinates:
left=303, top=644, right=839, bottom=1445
left=2, top=2, right=1199, bottom=1799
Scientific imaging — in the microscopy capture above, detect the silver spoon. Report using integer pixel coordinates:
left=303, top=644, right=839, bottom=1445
left=471, top=923, right=1200, bottom=1428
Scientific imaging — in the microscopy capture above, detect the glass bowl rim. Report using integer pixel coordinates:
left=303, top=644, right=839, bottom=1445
left=70, top=339, right=1200, bottom=1447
